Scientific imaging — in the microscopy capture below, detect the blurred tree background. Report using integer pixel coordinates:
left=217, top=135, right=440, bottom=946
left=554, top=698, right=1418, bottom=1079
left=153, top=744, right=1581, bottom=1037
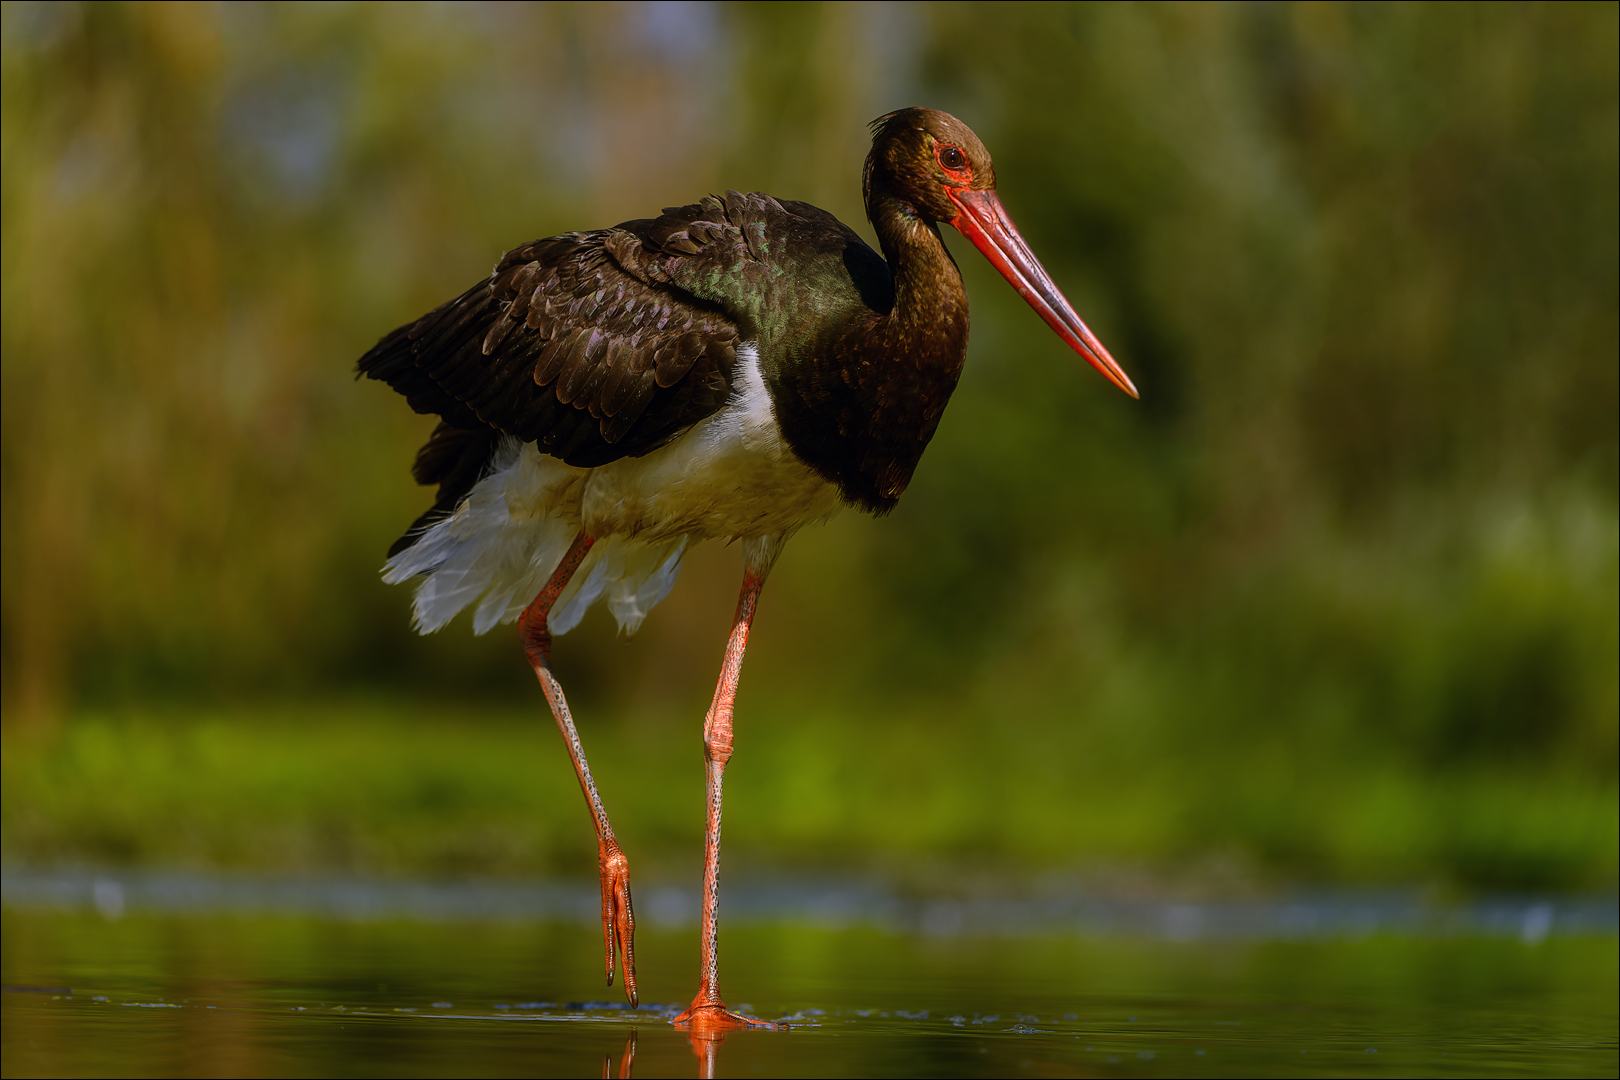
left=2, top=1, right=1615, bottom=892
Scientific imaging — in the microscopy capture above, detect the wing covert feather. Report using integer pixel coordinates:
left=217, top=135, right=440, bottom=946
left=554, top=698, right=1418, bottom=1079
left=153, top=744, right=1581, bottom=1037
left=357, top=224, right=747, bottom=469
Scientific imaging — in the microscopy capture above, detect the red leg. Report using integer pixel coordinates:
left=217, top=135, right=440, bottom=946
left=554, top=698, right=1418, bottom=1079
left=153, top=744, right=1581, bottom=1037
left=518, top=531, right=637, bottom=1007
left=674, top=536, right=787, bottom=1033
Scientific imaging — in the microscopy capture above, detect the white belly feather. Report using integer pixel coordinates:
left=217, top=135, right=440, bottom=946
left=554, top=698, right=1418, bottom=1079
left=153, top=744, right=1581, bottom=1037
left=383, top=343, right=843, bottom=636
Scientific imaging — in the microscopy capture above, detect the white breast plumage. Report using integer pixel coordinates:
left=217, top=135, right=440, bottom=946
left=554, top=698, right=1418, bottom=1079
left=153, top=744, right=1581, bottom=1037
left=382, top=342, right=843, bottom=637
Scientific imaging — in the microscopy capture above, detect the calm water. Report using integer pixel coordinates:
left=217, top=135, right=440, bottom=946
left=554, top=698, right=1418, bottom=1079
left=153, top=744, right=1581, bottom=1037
left=3, top=871, right=1615, bottom=1078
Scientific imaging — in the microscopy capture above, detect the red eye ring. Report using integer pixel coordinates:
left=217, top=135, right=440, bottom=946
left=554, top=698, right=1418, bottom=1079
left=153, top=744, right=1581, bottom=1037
left=938, top=144, right=968, bottom=173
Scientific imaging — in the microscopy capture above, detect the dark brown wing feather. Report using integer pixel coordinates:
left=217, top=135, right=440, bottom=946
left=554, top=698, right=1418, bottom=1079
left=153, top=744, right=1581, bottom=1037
left=358, top=217, right=749, bottom=472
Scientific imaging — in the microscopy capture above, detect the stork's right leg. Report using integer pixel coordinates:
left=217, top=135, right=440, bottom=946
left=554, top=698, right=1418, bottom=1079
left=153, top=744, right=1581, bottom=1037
left=518, top=531, right=637, bottom=1006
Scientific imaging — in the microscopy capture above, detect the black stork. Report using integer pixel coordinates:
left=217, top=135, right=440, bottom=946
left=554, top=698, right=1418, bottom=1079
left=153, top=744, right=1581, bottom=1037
left=358, top=107, right=1137, bottom=1031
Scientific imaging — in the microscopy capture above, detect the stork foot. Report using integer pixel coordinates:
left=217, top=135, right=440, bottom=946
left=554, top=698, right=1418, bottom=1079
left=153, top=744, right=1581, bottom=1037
left=599, top=841, right=637, bottom=1006
left=672, top=1000, right=783, bottom=1032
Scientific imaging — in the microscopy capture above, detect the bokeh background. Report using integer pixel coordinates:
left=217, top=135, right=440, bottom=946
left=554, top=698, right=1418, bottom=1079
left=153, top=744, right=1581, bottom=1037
left=2, top=1, right=1615, bottom=894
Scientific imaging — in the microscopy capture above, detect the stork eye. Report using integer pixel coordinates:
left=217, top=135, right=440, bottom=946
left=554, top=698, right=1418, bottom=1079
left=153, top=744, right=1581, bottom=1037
left=939, top=145, right=967, bottom=171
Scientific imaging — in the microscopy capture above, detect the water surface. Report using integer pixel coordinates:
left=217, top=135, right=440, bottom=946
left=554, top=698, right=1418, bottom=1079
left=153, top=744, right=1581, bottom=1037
left=4, top=871, right=1614, bottom=1077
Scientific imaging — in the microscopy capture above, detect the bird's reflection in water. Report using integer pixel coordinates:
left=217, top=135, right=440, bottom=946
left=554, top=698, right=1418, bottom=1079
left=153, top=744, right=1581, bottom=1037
left=602, top=1031, right=636, bottom=1079
left=685, top=1025, right=720, bottom=1079
left=598, top=1014, right=787, bottom=1078
left=679, top=1011, right=785, bottom=1079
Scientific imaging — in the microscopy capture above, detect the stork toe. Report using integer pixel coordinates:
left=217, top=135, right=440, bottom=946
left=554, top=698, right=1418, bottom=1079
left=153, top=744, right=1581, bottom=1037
left=599, top=840, right=637, bottom=1005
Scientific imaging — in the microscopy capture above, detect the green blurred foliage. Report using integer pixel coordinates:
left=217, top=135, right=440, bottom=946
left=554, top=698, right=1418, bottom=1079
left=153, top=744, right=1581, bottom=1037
left=5, top=705, right=1614, bottom=888
left=1, top=2, right=1615, bottom=888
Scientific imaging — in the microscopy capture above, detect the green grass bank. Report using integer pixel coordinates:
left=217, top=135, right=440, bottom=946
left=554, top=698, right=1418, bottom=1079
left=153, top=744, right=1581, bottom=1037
left=5, top=699, right=1613, bottom=892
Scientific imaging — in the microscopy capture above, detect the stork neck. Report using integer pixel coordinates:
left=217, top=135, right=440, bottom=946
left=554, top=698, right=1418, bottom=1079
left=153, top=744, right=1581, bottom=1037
left=762, top=185, right=973, bottom=514
left=867, top=195, right=969, bottom=348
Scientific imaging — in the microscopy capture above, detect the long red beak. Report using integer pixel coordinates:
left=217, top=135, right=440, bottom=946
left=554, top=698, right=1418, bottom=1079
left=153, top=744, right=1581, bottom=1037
left=948, top=187, right=1139, bottom=399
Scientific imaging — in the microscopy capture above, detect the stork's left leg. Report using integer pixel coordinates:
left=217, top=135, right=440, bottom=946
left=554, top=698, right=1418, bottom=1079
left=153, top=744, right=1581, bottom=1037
left=519, top=531, right=637, bottom=1006
left=674, top=535, right=787, bottom=1033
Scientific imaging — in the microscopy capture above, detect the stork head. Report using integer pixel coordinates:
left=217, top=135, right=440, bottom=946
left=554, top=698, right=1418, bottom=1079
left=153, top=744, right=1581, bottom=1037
left=866, top=107, right=1138, bottom=399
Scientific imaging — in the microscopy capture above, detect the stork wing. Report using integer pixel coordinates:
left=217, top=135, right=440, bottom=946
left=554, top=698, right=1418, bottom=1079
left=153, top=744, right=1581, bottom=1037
left=357, top=222, right=749, bottom=470
left=358, top=191, right=883, bottom=464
